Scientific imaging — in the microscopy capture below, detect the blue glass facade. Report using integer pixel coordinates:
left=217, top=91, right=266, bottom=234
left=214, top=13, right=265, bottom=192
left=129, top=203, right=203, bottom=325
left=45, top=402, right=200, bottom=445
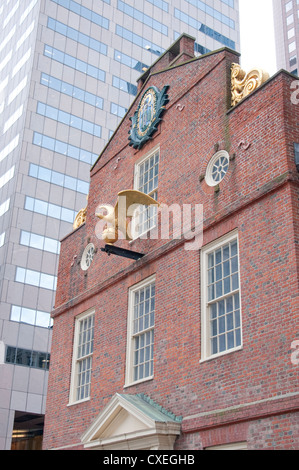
left=0, top=0, right=239, bottom=450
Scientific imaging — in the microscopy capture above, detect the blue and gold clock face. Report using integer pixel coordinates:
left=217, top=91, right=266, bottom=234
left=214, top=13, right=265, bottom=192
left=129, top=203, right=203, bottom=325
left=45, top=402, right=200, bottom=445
left=129, top=85, right=169, bottom=150
left=137, top=88, right=157, bottom=137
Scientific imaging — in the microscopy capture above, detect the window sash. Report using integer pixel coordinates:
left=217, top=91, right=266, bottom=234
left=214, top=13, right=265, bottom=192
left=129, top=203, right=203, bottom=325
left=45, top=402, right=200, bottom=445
left=134, top=149, right=159, bottom=237
left=133, top=330, right=154, bottom=382
left=201, top=233, right=242, bottom=360
left=126, top=276, right=155, bottom=385
left=76, top=356, right=93, bottom=402
left=77, top=314, right=94, bottom=359
left=69, top=311, right=94, bottom=404
left=209, top=292, right=241, bottom=355
left=132, top=282, right=155, bottom=381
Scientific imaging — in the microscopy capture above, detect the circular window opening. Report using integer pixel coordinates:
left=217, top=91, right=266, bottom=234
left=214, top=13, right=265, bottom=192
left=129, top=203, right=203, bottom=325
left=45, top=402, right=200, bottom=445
left=81, top=243, right=95, bottom=271
left=205, top=150, right=230, bottom=187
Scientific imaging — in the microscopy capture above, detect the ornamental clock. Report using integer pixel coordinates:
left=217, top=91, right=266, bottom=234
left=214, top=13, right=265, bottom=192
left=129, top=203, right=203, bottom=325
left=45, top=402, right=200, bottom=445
left=128, top=85, right=169, bottom=150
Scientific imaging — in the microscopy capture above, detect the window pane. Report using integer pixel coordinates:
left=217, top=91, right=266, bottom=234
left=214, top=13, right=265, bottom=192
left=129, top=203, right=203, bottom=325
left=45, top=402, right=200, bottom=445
left=55, top=140, right=67, bottom=154
left=34, top=199, right=47, bottom=214
left=227, top=330, right=234, bottom=349
left=36, top=311, right=51, bottom=328
left=42, top=135, right=55, bottom=151
left=30, top=233, right=44, bottom=249
left=16, top=348, right=31, bottom=366
left=219, top=334, right=226, bottom=352
left=211, top=337, right=218, bottom=355
left=223, top=260, right=230, bottom=276
left=232, top=273, right=239, bottom=290
left=59, top=110, right=70, bottom=124
left=11, top=305, right=21, bottom=322
left=61, top=207, right=75, bottom=223
left=48, top=203, right=61, bottom=219
left=227, top=313, right=234, bottom=331
left=216, top=281, right=222, bottom=297
left=20, top=230, right=30, bottom=246
left=6, top=346, right=16, bottom=364
left=231, top=256, right=238, bottom=273
left=25, top=197, right=34, bottom=211
left=25, top=269, right=40, bottom=286
left=51, top=171, right=64, bottom=186
left=21, top=307, right=35, bottom=324
left=223, top=276, right=230, bottom=294
left=40, top=273, right=55, bottom=290
left=231, top=241, right=238, bottom=256
left=29, top=164, right=38, bottom=178
left=64, top=175, right=75, bottom=190
left=16, top=267, right=25, bottom=283
left=44, top=237, right=59, bottom=254
left=215, top=249, right=222, bottom=264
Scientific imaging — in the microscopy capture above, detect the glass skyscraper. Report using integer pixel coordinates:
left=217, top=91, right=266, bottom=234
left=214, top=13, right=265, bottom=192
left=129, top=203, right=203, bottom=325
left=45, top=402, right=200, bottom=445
left=273, top=0, right=299, bottom=75
left=0, top=0, right=240, bottom=450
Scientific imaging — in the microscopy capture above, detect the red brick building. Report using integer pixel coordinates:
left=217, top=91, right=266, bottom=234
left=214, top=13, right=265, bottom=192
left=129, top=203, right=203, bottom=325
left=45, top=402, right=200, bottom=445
left=43, top=34, right=299, bottom=450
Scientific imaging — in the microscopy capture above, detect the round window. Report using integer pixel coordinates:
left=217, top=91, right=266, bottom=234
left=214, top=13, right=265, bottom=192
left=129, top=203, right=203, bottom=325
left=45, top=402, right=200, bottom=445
left=205, top=150, right=230, bottom=187
left=81, top=243, right=95, bottom=271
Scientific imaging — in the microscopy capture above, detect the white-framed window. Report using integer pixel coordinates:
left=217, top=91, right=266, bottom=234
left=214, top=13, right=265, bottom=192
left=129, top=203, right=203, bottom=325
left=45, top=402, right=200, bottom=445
left=133, top=147, right=159, bottom=237
left=80, top=243, right=95, bottom=271
left=125, top=275, right=156, bottom=386
left=201, top=231, right=242, bottom=361
left=69, top=309, right=95, bottom=405
left=205, top=150, right=230, bottom=187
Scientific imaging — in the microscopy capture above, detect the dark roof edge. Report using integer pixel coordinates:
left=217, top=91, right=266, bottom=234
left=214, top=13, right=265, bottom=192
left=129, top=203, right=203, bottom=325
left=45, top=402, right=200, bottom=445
left=138, top=43, right=240, bottom=84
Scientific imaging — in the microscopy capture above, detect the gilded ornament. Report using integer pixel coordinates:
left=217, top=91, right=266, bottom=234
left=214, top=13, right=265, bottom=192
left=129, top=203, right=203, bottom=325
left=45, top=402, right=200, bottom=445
left=73, top=196, right=88, bottom=229
left=73, top=206, right=87, bottom=229
left=231, top=63, right=269, bottom=107
left=96, top=189, right=159, bottom=244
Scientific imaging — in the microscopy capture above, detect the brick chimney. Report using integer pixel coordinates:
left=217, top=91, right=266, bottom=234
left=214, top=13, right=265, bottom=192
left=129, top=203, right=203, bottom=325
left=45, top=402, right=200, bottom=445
left=137, top=33, right=195, bottom=91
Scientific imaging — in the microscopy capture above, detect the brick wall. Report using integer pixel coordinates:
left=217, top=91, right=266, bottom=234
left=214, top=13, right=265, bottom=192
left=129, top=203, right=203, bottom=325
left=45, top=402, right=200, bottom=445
left=43, top=46, right=299, bottom=450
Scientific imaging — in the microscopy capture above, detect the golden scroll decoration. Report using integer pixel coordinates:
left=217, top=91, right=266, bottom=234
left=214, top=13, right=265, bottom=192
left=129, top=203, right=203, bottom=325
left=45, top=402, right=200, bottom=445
left=73, top=196, right=88, bottom=230
left=73, top=206, right=87, bottom=229
left=231, top=63, right=269, bottom=107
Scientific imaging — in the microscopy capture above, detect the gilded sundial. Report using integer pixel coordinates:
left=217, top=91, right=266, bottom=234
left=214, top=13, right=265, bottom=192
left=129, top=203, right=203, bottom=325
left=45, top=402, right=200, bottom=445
left=128, top=85, right=169, bottom=150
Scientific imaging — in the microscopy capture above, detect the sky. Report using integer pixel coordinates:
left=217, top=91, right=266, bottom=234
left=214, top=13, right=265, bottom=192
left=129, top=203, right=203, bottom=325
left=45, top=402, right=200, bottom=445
left=239, top=0, right=277, bottom=75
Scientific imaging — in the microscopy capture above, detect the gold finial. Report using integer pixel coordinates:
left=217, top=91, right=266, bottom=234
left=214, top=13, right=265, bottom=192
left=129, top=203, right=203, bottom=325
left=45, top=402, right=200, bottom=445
left=231, top=63, right=269, bottom=107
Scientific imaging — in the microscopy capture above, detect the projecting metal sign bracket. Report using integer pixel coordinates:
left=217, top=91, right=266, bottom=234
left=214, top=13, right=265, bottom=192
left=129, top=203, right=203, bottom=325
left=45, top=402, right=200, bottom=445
left=101, top=244, right=145, bottom=260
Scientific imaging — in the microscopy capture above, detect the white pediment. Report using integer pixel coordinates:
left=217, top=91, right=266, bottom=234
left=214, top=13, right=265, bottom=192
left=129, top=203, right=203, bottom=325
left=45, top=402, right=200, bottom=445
left=81, top=393, right=182, bottom=450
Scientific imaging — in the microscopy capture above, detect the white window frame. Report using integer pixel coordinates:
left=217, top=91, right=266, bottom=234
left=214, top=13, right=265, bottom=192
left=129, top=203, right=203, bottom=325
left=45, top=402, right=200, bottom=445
left=132, top=146, right=159, bottom=239
left=68, top=308, right=95, bottom=405
left=80, top=243, right=95, bottom=271
left=200, top=230, right=242, bottom=362
left=125, top=275, right=156, bottom=387
left=205, top=150, right=230, bottom=187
